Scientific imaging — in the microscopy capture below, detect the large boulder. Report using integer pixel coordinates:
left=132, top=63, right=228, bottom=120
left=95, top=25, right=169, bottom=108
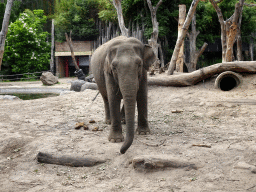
left=70, top=80, right=86, bottom=92
left=40, top=72, right=58, bottom=86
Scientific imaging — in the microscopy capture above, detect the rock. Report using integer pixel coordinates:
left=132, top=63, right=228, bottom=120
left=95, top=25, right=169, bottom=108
left=92, top=126, right=102, bottom=131
left=234, top=161, right=256, bottom=171
left=89, top=119, right=96, bottom=124
left=85, top=74, right=94, bottom=82
left=59, top=91, right=75, bottom=96
left=80, top=82, right=98, bottom=91
left=40, top=72, right=58, bottom=86
left=0, top=95, right=21, bottom=100
left=70, top=80, right=86, bottom=92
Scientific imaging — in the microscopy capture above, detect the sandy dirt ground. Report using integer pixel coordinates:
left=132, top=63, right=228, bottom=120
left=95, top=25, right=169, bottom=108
left=0, top=74, right=256, bottom=192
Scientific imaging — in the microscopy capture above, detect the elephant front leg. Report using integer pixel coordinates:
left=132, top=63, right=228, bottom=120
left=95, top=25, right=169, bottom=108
left=105, top=76, right=124, bottom=143
left=136, top=73, right=150, bottom=135
left=108, top=97, right=124, bottom=143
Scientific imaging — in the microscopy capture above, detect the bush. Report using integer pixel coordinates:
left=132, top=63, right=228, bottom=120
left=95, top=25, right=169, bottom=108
left=3, top=9, right=51, bottom=74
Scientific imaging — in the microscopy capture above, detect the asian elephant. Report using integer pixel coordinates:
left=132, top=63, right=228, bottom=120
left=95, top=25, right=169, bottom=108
left=91, top=36, right=156, bottom=154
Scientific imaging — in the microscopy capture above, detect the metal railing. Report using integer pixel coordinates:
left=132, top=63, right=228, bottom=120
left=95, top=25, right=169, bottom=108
left=0, top=72, right=45, bottom=82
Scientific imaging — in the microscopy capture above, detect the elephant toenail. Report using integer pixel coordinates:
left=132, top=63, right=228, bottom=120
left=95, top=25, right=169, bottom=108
left=110, top=139, right=116, bottom=143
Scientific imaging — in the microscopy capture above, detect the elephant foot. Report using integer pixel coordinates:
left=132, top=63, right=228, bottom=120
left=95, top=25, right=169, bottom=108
left=136, top=126, right=150, bottom=135
left=108, top=131, right=124, bottom=143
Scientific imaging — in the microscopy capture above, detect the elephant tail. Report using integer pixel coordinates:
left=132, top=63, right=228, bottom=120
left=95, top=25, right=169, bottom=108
left=120, top=131, right=134, bottom=154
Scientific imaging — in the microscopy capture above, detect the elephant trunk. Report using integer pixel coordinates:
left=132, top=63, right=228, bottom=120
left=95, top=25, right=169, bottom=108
left=119, top=83, right=138, bottom=154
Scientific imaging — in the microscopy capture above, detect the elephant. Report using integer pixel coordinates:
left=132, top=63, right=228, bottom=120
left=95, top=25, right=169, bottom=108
left=91, top=36, right=156, bottom=154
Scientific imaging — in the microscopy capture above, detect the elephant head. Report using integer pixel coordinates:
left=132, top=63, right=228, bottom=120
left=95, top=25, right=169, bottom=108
left=104, top=37, right=156, bottom=154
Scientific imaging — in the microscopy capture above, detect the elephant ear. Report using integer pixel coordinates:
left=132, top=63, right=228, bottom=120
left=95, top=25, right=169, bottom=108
left=143, top=44, right=157, bottom=71
left=104, top=48, right=116, bottom=75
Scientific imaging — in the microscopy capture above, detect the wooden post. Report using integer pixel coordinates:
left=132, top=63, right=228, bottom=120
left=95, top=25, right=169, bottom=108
left=55, top=56, right=59, bottom=77
left=50, top=19, right=54, bottom=73
left=176, top=4, right=186, bottom=72
left=0, top=0, right=13, bottom=70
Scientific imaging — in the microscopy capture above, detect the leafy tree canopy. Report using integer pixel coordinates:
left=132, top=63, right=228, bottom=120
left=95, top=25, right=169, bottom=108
left=54, top=0, right=99, bottom=42
left=3, top=9, right=51, bottom=74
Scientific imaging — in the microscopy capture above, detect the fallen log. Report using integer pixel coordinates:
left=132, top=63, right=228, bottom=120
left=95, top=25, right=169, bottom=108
left=148, top=61, right=256, bottom=87
left=131, top=155, right=202, bottom=170
left=37, top=152, right=106, bottom=167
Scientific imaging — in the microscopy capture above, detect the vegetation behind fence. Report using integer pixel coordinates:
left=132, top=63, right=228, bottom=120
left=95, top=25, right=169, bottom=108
left=0, top=71, right=45, bottom=82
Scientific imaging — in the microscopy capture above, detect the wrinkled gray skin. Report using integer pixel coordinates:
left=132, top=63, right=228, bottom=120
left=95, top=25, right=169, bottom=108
left=91, top=36, right=156, bottom=154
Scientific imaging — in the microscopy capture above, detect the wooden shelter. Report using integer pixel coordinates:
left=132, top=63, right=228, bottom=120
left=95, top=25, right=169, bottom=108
left=55, top=41, right=93, bottom=77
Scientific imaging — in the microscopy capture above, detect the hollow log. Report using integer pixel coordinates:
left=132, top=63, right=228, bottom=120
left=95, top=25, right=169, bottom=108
left=148, top=61, right=256, bottom=87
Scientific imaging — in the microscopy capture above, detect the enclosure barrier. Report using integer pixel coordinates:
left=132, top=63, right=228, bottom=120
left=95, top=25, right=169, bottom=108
left=0, top=71, right=48, bottom=82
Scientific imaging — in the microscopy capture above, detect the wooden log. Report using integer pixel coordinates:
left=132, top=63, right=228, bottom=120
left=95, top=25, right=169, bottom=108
left=148, top=61, right=256, bottom=87
left=131, top=155, right=201, bottom=170
left=37, top=152, right=106, bottom=167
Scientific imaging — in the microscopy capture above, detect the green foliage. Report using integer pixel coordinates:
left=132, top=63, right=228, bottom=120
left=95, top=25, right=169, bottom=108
left=54, top=0, right=98, bottom=42
left=3, top=9, right=51, bottom=74
left=96, top=0, right=116, bottom=22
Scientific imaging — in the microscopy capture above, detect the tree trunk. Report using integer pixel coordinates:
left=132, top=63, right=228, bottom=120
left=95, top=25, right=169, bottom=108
left=149, top=61, right=256, bottom=87
left=237, top=31, right=243, bottom=61
left=249, top=35, right=254, bottom=61
left=225, top=3, right=242, bottom=62
left=0, top=0, right=13, bottom=70
left=209, top=0, right=226, bottom=62
left=50, top=19, right=54, bottom=73
left=158, top=41, right=164, bottom=68
left=210, top=0, right=245, bottom=62
left=176, top=4, right=186, bottom=72
left=187, top=42, right=208, bottom=72
left=167, top=0, right=200, bottom=75
left=236, top=0, right=244, bottom=61
left=146, top=0, right=162, bottom=63
left=65, top=33, right=79, bottom=70
left=185, top=12, right=208, bottom=73
left=113, top=0, right=128, bottom=37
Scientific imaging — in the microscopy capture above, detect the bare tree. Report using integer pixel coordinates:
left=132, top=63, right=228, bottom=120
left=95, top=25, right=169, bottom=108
left=50, top=19, right=54, bottom=73
left=209, top=0, right=245, bottom=62
left=146, top=0, right=162, bottom=63
left=176, top=4, right=186, bottom=72
left=186, top=13, right=208, bottom=72
left=0, top=0, right=13, bottom=70
left=167, top=0, right=200, bottom=75
left=113, top=0, right=128, bottom=37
